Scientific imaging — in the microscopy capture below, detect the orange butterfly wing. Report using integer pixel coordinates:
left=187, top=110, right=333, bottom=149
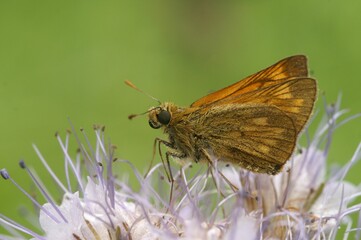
left=191, top=55, right=317, bottom=133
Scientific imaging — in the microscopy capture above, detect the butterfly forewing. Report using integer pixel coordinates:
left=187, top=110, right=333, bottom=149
left=191, top=55, right=308, bottom=108
left=217, top=78, right=317, bottom=133
left=191, top=55, right=316, bottom=134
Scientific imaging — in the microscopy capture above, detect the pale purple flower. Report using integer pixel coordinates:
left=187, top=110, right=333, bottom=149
left=1, top=99, right=361, bottom=239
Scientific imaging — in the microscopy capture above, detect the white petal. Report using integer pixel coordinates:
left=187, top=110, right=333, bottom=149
left=224, top=212, right=258, bottom=240
left=39, top=192, right=84, bottom=239
left=311, top=181, right=358, bottom=216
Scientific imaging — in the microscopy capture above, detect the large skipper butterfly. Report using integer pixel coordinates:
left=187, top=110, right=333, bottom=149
left=127, top=55, right=317, bottom=175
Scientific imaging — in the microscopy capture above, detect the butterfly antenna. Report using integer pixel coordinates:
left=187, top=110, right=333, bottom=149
left=128, top=110, right=150, bottom=120
left=128, top=107, right=162, bottom=120
left=125, top=80, right=161, bottom=104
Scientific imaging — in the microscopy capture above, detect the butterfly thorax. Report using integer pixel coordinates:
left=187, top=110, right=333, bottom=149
left=148, top=102, right=201, bottom=163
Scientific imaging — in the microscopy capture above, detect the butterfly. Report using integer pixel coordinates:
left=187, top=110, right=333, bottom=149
left=127, top=55, right=317, bottom=175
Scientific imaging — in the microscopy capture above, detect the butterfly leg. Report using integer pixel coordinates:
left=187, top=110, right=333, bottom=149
left=145, top=137, right=174, bottom=179
left=154, top=137, right=187, bottom=204
left=153, top=138, right=175, bottom=182
left=144, top=138, right=160, bottom=178
left=166, top=150, right=191, bottom=204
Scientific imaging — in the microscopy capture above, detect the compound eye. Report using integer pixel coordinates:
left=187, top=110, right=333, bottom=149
left=157, top=110, right=171, bottom=125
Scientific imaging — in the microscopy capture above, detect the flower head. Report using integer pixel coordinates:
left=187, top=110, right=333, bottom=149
left=1, top=100, right=361, bottom=240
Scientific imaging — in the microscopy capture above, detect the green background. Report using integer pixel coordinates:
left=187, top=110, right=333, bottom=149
left=1, top=0, right=361, bottom=236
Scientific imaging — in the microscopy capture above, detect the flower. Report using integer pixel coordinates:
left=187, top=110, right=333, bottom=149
left=1, top=100, right=361, bottom=240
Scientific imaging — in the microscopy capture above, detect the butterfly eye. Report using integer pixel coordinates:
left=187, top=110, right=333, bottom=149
left=157, top=110, right=171, bottom=125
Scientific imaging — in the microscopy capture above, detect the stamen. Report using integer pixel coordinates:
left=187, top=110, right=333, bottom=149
left=55, top=133, right=84, bottom=194
left=19, top=160, right=68, bottom=223
left=33, top=144, right=68, bottom=193
left=0, top=169, right=61, bottom=224
left=78, top=126, right=103, bottom=183
left=0, top=169, right=9, bottom=179
left=0, top=214, right=46, bottom=240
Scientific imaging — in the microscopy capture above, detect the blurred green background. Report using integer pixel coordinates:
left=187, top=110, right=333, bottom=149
left=1, top=0, right=361, bottom=236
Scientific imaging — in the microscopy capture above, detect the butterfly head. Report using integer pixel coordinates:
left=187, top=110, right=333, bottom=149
left=148, top=103, right=173, bottom=129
